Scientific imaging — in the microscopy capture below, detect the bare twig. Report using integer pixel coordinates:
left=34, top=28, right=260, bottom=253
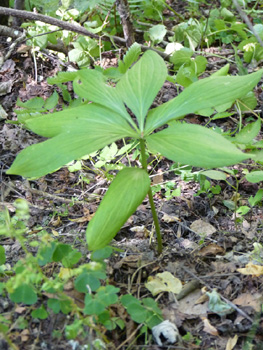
left=0, top=7, right=169, bottom=59
left=0, top=6, right=126, bottom=46
left=0, top=25, right=69, bottom=54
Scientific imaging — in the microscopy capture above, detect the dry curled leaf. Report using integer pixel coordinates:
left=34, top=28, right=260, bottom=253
left=202, top=317, right=219, bottom=336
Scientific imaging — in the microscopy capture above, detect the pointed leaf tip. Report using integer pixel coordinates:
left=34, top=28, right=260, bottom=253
left=86, top=167, right=150, bottom=251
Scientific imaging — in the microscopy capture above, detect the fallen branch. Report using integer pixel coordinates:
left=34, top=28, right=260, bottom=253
left=0, top=25, right=69, bottom=54
left=0, top=6, right=126, bottom=46
left=0, top=7, right=168, bottom=60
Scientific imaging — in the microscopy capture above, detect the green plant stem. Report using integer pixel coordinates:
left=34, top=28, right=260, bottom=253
left=164, top=3, right=184, bottom=20
left=139, top=139, right=163, bottom=254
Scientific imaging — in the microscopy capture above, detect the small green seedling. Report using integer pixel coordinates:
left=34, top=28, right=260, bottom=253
left=7, top=48, right=263, bottom=253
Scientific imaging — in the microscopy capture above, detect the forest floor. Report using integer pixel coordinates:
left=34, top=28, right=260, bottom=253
left=1, top=2, right=263, bottom=350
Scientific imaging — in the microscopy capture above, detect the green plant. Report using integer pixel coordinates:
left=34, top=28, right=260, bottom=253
left=0, top=201, right=163, bottom=348
left=7, top=48, right=263, bottom=254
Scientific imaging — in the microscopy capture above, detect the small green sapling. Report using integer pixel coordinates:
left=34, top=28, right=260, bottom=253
left=7, top=49, right=262, bottom=253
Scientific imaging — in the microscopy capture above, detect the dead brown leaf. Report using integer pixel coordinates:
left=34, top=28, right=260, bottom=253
left=161, top=213, right=180, bottom=223
left=226, top=335, right=238, bottom=350
left=202, top=317, right=219, bottom=336
left=20, top=329, right=30, bottom=342
left=178, top=289, right=208, bottom=317
left=15, top=306, right=26, bottom=314
left=237, top=262, right=263, bottom=276
left=114, top=255, right=143, bottom=269
left=233, top=292, right=263, bottom=312
left=190, top=219, right=216, bottom=236
left=151, top=172, right=163, bottom=185
left=198, top=243, right=225, bottom=257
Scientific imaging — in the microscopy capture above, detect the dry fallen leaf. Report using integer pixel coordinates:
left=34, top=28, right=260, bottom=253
left=198, top=243, right=225, bottom=257
left=20, top=329, right=30, bottom=342
left=190, top=219, right=216, bottom=236
left=233, top=292, right=263, bottom=312
left=151, top=172, right=163, bottom=185
left=15, top=306, right=26, bottom=314
left=130, top=225, right=150, bottom=238
left=202, top=317, right=219, bottom=336
left=114, top=255, right=142, bottom=269
left=237, top=262, right=263, bottom=276
left=145, top=271, right=182, bottom=296
left=69, top=214, right=94, bottom=223
left=50, top=216, right=62, bottom=227
left=177, top=289, right=208, bottom=317
left=226, top=334, right=238, bottom=350
left=162, top=213, right=180, bottom=223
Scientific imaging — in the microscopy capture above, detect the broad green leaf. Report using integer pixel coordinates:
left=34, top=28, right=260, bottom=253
left=24, top=104, right=136, bottom=138
left=118, top=42, right=141, bottom=74
left=86, top=168, right=150, bottom=251
left=201, top=170, right=227, bottom=181
left=16, top=97, right=44, bottom=110
left=145, top=70, right=263, bottom=134
left=146, top=123, right=251, bottom=168
left=31, top=306, right=49, bottom=319
left=83, top=294, right=105, bottom=315
left=125, top=303, right=147, bottom=323
left=47, top=71, right=80, bottom=84
left=68, top=48, right=90, bottom=67
left=237, top=91, right=257, bottom=112
left=120, top=294, right=140, bottom=308
left=52, top=244, right=73, bottom=262
left=74, top=272, right=101, bottom=292
left=176, top=65, right=197, bottom=87
left=7, top=131, right=126, bottom=178
left=44, top=91, right=59, bottom=110
left=7, top=105, right=137, bottom=178
left=232, top=119, right=261, bottom=144
left=148, top=24, right=167, bottom=43
left=116, top=50, right=167, bottom=131
left=236, top=206, right=250, bottom=216
left=47, top=299, right=61, bottom=314
left=0, top=245, right=6, bottom=265
left=97, top=285, right=119, bottom=306
left=62, top=250, right=82, bottom=268
left=248, top=189, right=263, bottom=207
left=211, top=64, right=230, bottom=77
left=170, top=48, right=193, bottom=69
left=73, top=70, right=136, bottom=128
left=37, top=242, right=57, bottom=266
left=223, top=200, right=236, bottom=210
left=246, top=171, right=263, bottom=183
left=10, top=284, right=37, bottom=305
left=91, top=246, right=113, bottom=261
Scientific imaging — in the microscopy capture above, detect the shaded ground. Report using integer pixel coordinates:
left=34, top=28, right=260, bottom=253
left=1, top=3, right=263, bottom=350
